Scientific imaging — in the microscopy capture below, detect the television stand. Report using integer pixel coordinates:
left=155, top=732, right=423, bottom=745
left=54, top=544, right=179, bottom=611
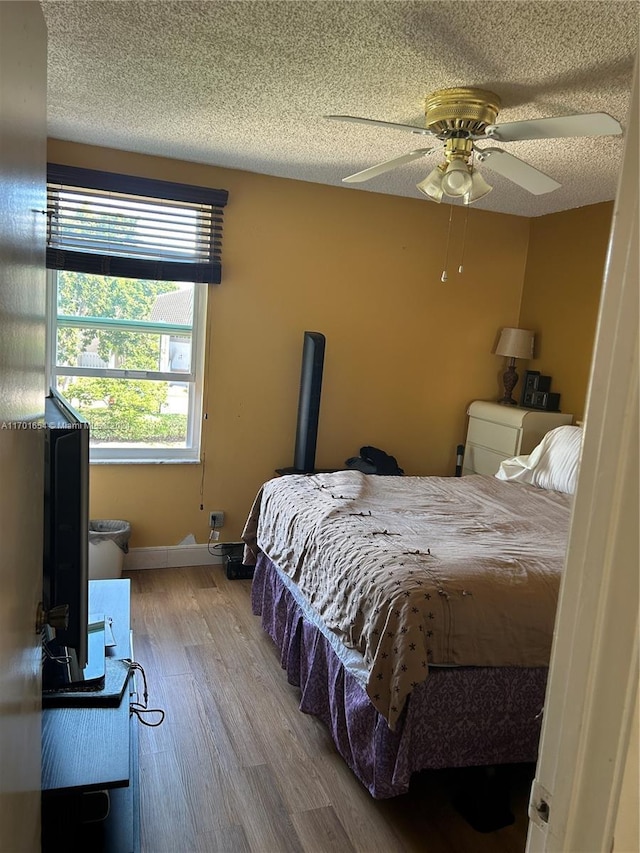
left=41, top=579, right=139, bottom=853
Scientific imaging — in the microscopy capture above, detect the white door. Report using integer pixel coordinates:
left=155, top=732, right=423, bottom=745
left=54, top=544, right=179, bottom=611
left=0, top=4, right=48, bottom=851
left=526, top=54, right=639, bottom=853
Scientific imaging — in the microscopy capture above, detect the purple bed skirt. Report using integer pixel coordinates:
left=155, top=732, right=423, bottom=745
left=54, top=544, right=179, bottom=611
left=251, top=552, right=547, bottom=798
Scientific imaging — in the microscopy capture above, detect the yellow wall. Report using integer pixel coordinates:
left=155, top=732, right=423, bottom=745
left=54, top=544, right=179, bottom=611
left=48, top=139, right=532, bottom=546
left=518, top=203, right=614, bottom=421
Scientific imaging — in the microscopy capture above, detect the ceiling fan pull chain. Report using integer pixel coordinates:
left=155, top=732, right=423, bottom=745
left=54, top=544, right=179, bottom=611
left=441, top=204, right=454, bottom=282
left=458, top=204, right=469, bottom=274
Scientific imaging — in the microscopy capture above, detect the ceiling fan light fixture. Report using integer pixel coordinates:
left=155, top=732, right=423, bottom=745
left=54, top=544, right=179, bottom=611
left=416, top=165, right=445, bottom=202
left=441, top=159, right=473, bottom=197
left=463, top=170, right=493, bottom=205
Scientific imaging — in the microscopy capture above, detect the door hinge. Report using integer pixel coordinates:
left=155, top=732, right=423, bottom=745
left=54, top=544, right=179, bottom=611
left=529, top=778, right=552, bottom=830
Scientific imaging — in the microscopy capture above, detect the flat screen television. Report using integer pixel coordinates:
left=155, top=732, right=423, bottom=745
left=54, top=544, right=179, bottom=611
left=277, top=331, right=325, bottom=475
left=42, top=389, right=98, bottom=692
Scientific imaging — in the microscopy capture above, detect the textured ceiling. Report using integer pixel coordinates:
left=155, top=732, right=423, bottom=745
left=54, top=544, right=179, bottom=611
left=41, top=1, right=638, bottom=217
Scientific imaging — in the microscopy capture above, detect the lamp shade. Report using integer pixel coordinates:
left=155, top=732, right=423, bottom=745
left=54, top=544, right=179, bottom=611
left=416, top=166, right=445, bottom=202
left=463, top=170, right=493, bottom=205
left=495, top=328, right=535, bottom=360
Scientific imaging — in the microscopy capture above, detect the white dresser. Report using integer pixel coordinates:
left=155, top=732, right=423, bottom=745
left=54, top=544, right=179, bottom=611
left=463, top=400, right=573, bottom=476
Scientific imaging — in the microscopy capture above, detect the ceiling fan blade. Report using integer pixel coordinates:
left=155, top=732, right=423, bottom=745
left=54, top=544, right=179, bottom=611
left=342, top=148, right=434, bottom=183
left=326, top=115, right=434, bottom=137
left=476, top=148, right=561, bottom=195
left=486, top=112, right=622, bottom=142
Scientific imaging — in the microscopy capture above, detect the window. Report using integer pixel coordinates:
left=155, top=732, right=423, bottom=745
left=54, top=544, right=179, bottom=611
left=46, top=165, right=228, bottom=463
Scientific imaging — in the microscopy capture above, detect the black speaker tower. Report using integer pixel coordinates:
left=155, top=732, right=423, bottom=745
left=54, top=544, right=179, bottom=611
left=277, top=331, right=325, bottom=475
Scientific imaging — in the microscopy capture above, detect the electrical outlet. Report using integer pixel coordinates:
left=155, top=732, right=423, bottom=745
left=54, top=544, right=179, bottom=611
left=209, top=511, right=224, bottom=529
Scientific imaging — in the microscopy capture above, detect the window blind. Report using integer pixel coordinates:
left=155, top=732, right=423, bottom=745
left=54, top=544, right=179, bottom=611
left=46, top=164, right=228, bottom=283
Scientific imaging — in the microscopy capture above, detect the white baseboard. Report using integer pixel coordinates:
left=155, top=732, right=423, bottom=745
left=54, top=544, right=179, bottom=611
left=124, top=544, right=223, bottom=570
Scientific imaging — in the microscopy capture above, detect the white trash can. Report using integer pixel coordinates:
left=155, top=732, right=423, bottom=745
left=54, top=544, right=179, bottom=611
left=88, top=519, right=131, bottom=580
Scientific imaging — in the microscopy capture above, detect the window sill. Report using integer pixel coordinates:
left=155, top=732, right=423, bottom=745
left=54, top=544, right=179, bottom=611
left=90, top=457, right=200, bottom=465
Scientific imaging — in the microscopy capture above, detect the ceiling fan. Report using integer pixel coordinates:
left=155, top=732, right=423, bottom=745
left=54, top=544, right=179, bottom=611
left=326, top=87, right=623, bottom=205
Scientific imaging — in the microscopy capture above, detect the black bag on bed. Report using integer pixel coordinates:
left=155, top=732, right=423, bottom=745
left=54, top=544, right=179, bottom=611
left=345, top=446, right=404, bottom=476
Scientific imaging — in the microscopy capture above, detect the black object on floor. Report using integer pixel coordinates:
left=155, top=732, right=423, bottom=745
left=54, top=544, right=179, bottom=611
left=451, top=765, right=515, bottom=833
left=225, top=554, right=254, bottom=580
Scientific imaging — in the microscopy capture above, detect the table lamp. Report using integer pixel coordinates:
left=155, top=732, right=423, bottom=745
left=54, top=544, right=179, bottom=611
left=495, top=327, right=535, bottom=405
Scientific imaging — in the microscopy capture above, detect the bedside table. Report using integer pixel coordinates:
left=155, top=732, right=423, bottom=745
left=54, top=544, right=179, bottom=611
left=463, top=401, right=573, bottom=476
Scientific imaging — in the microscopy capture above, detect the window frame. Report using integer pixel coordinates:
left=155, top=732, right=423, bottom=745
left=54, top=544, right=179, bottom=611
left=44, top=164, right=226, bottom=464
left=47, top=270, right=207, bottom=464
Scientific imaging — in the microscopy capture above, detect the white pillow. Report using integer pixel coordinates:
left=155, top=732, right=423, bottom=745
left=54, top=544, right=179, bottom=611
left=529, top=425, right=583, bottom=493
left=496, top=425, right=583, bottom=494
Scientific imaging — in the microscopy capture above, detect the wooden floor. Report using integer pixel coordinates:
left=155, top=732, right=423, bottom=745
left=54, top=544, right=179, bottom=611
left=127, top=565, right=534, bottom=853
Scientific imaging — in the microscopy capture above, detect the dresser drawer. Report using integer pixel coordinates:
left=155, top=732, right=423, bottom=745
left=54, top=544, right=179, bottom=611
left=466, top=418, right=522, bottom=455
left=463, top=443, right=509, bottom=476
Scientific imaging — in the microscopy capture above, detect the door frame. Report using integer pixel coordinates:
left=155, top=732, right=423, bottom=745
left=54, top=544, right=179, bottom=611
left=526, top=53, right=639, bottom=853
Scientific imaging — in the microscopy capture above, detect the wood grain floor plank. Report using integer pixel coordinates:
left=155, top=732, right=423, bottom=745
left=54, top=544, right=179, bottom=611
left=193, top=590, right=334, bottom=813
left=135, top=672, right=193, bottom=757
left=139, top=749, right=199, bottom=852
left=186, top=642, right=268, bottom=769
left=192, top=583, right=339, bottom=770
left=131, top=575, right=214, bottom=678
left=308, top=750, right=411, bottom=853
left=289, top=805, right=357, bottom=853
left=228, top=763, right=306, bottom=853
left=194, top=584, right=350, bottom=772
left=195, top=825, right=252, bottom=853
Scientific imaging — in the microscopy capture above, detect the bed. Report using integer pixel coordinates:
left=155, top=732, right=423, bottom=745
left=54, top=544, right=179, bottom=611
left=242, top=425, right=582, bottom=799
